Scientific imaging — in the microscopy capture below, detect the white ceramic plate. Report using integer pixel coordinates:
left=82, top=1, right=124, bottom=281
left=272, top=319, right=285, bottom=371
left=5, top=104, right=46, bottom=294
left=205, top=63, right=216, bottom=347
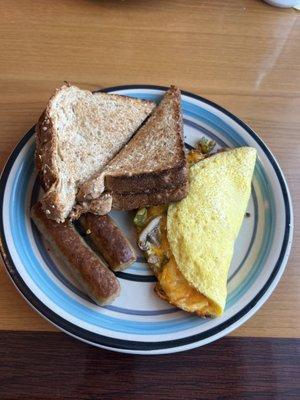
left=0, top=85, right=293, bottom=354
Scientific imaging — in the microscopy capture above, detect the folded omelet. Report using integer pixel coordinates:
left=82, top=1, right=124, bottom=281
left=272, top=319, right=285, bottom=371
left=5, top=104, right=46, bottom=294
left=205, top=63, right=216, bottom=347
left=137, top=147, right=257, bottom=317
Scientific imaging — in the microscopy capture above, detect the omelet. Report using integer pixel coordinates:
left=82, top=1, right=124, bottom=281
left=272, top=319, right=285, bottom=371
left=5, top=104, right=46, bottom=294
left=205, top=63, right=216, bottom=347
left=136, top=147, right=257, bottom=317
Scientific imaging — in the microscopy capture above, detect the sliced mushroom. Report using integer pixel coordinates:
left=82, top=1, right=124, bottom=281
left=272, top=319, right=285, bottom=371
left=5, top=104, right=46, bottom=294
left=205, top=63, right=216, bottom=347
left=138, top=216, right=162, bottom=251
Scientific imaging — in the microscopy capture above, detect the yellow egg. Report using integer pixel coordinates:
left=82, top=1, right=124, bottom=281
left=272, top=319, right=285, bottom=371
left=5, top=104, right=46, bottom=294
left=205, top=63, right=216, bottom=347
left=167, top=147, right=257, bottom=316
left=147, top=147, right=257, bottom=317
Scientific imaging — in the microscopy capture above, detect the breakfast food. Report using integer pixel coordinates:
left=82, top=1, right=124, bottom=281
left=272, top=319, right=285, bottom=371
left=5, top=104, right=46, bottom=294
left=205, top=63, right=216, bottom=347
left=77, top=86, right=188, bottom=207
left=36, top=84, right=155, bottom=222
left=79, top=214, right=136, bottom=271
left=136, top=147, right=257, bottom=317
left=70, top=193, right=113, bottom=220
left=33, top=82, right=257, bottom=315
left=32, top=83, right=192, bottom=307
left=111, top=182, right=189, bottom=211
left=31, top=202, right=121, bottom=305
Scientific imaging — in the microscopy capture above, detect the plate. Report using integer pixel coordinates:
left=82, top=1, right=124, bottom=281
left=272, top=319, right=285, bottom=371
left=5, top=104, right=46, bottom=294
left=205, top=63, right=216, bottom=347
left=0, top=85, right=293, bottom=354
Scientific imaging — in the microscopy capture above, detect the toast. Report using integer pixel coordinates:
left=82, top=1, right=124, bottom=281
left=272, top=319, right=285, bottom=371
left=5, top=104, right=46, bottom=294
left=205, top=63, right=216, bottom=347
left=77, top=86, right=188, bottom=201
left=111, top=181, right=189, bottom=210
left=75, top=181, right=188, bottom=213
left=36, top=84, right=155, bottom=222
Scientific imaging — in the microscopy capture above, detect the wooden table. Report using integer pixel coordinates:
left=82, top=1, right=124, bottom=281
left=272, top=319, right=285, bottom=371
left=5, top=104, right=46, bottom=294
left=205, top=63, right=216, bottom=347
left=0, top=0, right=299, bottom=398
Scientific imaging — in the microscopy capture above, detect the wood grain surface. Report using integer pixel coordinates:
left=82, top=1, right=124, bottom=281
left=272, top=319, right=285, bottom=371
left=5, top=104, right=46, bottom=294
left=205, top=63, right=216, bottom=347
left=0, top=0, right=299, bottom=340
left=0, top=332, right=299, bottom=400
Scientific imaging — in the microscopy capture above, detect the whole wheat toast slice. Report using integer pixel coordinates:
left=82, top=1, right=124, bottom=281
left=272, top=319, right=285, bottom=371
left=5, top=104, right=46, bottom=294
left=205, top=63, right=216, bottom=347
left=72, top=181, right=188, bottom=218
left=111, top=181, right=189, bottom=210
left=36, top=84, right=155, bottom=222
left=77, top=86, right=188, bottom=201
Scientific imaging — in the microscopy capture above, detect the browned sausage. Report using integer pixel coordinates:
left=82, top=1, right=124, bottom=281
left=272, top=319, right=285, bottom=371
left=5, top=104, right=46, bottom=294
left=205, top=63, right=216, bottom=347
left=79, top=213, right=136, bottom=272
left=31, top=202, right=120, bottom=305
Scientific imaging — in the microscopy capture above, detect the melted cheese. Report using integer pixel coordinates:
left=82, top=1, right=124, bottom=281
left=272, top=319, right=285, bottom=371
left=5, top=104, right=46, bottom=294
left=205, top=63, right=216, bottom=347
left=148, top=215, right=216, bottom=316
left=187, top=149, right=206, bottom=165
left=146, top=147, right=256, bottom=317
left=158, top=257, right=212, bottom=316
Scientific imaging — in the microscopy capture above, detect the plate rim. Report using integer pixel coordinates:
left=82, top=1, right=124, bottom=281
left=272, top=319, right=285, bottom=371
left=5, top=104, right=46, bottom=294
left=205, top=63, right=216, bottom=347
left=0, top=84, right=293, bottom=354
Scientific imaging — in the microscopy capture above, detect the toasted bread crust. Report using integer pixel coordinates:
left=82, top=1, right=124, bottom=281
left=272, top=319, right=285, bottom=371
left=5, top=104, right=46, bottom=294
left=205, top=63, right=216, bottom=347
left=35, top=87, right=66, bottom=221
left=35, top=111, right=55, bottom=190
left=105, top=161, right=188, bottom=194
left=112, top=181, right=189, bottom=210
left=31, top=202, right=120, bottom=305
left=71, top=179, right=188, bottom=218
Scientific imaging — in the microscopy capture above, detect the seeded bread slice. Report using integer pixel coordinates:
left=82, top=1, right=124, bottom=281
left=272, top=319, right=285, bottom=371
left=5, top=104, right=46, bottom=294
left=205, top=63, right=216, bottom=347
left=36, top=84, right=155, bottom=222
left=77, top=86, right=187, bottom=200
left=112, top=181, right=189, bottom=210
left=69, top=193, right=113, bottom=220
left=77, top=181, right=188, bottom=215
